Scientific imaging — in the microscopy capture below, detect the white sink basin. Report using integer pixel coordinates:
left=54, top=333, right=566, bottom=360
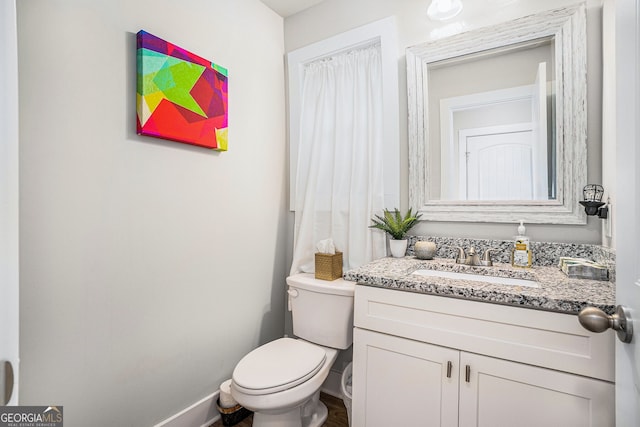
left=411, top=269, right=539, bottom=288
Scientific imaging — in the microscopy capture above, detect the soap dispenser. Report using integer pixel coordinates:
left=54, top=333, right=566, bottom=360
left=511, top=220, right=532, bottom=268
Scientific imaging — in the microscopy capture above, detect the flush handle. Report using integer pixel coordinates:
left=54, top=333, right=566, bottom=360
left=578, top=305, right=633, bottom=343
left=2, top=361, right=14, bottom=406
left=287, top=289, right=299, bottom=312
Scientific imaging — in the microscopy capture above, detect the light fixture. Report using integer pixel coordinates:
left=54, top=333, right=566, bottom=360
left=579, top=184, right=608, bottom=218
left=427, top=0, right=464, bottom=21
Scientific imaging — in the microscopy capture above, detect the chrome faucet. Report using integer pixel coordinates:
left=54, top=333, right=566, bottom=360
left=455, top=247, right=495, bottom=267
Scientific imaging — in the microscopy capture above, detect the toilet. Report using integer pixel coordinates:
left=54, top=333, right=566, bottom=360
left=231, top=273, right=355, bottom=427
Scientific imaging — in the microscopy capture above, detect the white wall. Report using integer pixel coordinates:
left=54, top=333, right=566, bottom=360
left=285, top=0, right=605, bottom=244
left=17, top=0, right=287, bottom=425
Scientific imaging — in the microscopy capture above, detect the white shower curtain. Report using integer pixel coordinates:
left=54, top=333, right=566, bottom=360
left=290, top=44, right=387, bottom=274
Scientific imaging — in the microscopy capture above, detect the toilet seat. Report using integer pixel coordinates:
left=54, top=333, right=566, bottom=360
left=232, top=338, right=327, bottom=396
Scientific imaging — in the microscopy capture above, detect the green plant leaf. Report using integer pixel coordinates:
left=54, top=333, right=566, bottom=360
left=369, top=208, right=422, bottom=240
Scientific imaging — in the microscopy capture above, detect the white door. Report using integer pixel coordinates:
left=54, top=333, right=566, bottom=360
left=0, top=0, right=20, bottom=406
left=352, top=328, right=459, bottom=427
left=459, top=352, right=614, bottom=427
left=531, top=61, right=549, bottom=199
left=613, top=0, right=640, bottom=424
left=459, top=123, right=534, bottom=200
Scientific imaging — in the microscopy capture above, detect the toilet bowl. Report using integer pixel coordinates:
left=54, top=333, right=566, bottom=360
left=230, top=274, right=355, bottom=427
left=232, top=338, right=338, bottom=426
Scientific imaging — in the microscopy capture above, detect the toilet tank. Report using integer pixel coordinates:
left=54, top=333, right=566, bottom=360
left=286, top=273, right=356, bottom=349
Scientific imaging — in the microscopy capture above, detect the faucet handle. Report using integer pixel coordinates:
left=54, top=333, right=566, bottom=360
left=454, top=247, right=466, bottom=264
left=480, top=248, right=497, bottom=266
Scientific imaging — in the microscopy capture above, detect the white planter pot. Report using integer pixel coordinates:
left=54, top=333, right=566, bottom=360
left=389, top=239, right=408, bottom=258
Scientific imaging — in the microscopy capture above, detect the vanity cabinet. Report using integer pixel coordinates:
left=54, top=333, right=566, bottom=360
left=353, top=328, right=459, bottom=426
left=352, top=286, right=615, bottom=427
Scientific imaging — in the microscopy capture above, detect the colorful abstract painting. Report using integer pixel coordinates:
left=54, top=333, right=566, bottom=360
left=136, top=30, right=228, bottom=150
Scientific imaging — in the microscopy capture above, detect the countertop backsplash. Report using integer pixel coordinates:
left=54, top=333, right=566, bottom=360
left=407, top=236, right=616, bottom=283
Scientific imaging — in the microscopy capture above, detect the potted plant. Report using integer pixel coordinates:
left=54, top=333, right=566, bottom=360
left=370, top=208, right=422, bottom=258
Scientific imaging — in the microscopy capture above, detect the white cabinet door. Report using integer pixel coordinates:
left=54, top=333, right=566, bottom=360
left=459, top=352, right=615, bottom=427
left=352, top=328, right=459, bottom=427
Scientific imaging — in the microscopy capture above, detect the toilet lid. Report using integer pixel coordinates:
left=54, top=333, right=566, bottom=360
left=232, top=338, right=327, bottom=395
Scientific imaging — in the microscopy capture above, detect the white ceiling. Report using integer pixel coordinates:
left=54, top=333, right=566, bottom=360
left=259, top=0, right=327, bottom=17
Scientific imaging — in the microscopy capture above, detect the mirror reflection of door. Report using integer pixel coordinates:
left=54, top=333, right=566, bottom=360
left=459, top=123, right=537, bottom=200
left=431, top=36, right=556, bottom=202
left=531, top=61, right=551, bottom=199
left=443, top=61, right=550, bottom=201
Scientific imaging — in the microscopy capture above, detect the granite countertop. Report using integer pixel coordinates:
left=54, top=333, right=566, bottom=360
left=344, top=256, right=616, bottom=315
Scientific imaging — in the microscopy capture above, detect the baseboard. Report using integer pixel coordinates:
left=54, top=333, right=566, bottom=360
left=154, top=368, right=344, bottom=426
left=320, top=369, right=343, bottom=399
left=154, top=391, right=220, bottom=427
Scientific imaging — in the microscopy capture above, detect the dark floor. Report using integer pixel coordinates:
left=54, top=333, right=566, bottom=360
left=210, top=392, right=349, bottom=427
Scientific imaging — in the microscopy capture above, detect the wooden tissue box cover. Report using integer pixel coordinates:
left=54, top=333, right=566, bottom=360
left=315, top=251, right=343, bottom=281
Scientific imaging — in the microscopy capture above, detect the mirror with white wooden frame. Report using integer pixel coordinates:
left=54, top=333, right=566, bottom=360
left=407, top=4, right=587, bottom=224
